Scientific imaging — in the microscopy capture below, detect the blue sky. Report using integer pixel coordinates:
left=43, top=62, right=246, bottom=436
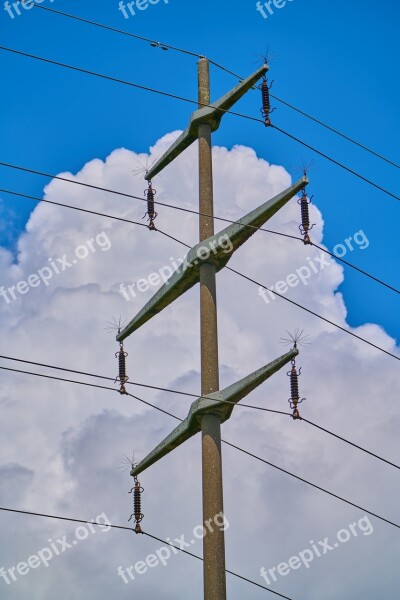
left=0, top=0, right=398, bottom=345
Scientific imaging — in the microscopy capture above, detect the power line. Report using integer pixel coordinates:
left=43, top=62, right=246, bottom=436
left=0, top=359, right=290, bottom=418
left=300, top=417, right=400, bottom=470
left=310, top=241, right=399, bottom=295
left=154, top=229, right=400, bottom=363
left=1, top=177, right=398, bottom=295
left=3, top=181, right=395, bottom=361
left=2, top=361, right=400, bottom=524
left=270, top=124, right=400, bottom=202
left=1, top=45, right=399, bottom=204
left=142, top=534, right=293, bottom=600
left=227, top=264, right=400, bottom=362
left=33, top=4, right=201, bottom=58
left=222, top=440, right=400, bottom=529
left=1, top=352, right=399, bottom=470
left=270, top=96, right=400, bottom=169
left=0, top=506, right=294, bottom=599
left=206, top=58, right=400, bottom=171
left=1, top=181, right=396, bottom=360
left=0, top=187, right=148, bottom=229
left=34, top=4, right=400, bottom=171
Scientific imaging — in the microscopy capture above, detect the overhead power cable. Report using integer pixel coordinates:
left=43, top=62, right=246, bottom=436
left=0, top=183, right=397, bottom=360
left=154, top=229, right=400, bottom=363
left=0, top=359, right=292, bottom=417
left=227, top=264, right=400, bottom=363
left=34, top=4, right=400, bottom=170
left=0, top=353, right=399, bottom=471
left=0, top=187, right=148, bottom=229
left=206, top=59, right=400, bottom=171
left=0, top=507, right=293, bottom=599
left=33, top=4, right=201, bottom=58
left=1, top=363, right=399, bottom=528
left=270, top=124, right=400, bottom=202
left=1, top=177, right=396, bottom=360
left=0, top=45, right=399, bottom=203
left=1, top=174, right=398, bottom=295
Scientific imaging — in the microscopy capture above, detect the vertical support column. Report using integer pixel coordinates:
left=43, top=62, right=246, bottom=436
left=198, top=57, right=227, bottom=600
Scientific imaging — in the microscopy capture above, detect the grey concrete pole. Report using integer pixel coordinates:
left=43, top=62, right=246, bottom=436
left=198, top=57, right=227, bottom=600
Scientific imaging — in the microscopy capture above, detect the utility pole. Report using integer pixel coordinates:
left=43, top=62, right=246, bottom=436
left=117, top=58, right=308, bottom=600
left=198, top=57, right=226, bottom=599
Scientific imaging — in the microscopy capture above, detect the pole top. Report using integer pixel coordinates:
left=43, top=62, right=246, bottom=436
left=145, top=63, right=269, bottom=181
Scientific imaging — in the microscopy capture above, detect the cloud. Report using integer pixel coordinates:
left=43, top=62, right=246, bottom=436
left=0, top=133, right=398, bottom=598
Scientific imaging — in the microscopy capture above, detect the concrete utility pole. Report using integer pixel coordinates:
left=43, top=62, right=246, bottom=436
left=118, top=58, right=308, bottom=600
left=197, top=57, right=226, bottom=599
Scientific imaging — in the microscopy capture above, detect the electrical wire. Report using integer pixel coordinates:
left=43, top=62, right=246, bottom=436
left=33, top=4, right=201, bottom=58
left=206, top=58, right=400, bottom=171
left=0, top=187, right=148, bottom=229
left=34, top=4, right=400, bottom=170
left=1, top=362, right=399, bottom=524
left=0, top=506, right=294, bottom=599
left=1, top=182, right=398, bottom=360
left=2, top=9, right=398, bottom=572
left=142, top=532, right=294, bottom=600
left=0, top=45, right=399, bottom=204
left=2, top=184, right=397, bottom=295
left=269, top=96, right=400, bottom=170
left=270, top=124, right=400, bottom=202
left=0, top=361, right=290, bottom=418
left=226, top=264, right=400, bottom=362
left=1, top=182, right=396, bottom=361
left=0, top=353, right=399, bottom=470
left=154, top=229, right=400, bottom=363
left=300, top=417, right=400, bottom=470
left=222, top=440, right=400, bottom=529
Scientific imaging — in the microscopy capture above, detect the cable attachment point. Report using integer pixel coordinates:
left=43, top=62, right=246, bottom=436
left=260, top=76, right=275, bottom=127
left=143, top=180, right=158, bottom=231
left=115, top=341, right=129, bottom=395
left=128, top=473, right=144, bottom=534
left=298, top=185, right=315, bottom=245
left=150, top=41, right=168, bottom=51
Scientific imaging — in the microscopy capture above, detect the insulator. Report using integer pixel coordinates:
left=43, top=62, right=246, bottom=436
left=287, top=358, right=305, bottom=420
left=128, top=476, right=144, bottom=534
left=260, top=77, right=274, bottom=127
left=298, top=188, right=314, bottom=245
left=290, top=367, right=300, bottom=401
left=115, top=342, right=128, bottom=395
left=144, top=181, right=158, bottom=231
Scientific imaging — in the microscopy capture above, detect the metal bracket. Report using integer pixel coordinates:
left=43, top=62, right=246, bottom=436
left=131, top=348, right=298, bottom=477
left=117, top=176, right=308, bottom=342
left=145, top=63, right=268, bottom=181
